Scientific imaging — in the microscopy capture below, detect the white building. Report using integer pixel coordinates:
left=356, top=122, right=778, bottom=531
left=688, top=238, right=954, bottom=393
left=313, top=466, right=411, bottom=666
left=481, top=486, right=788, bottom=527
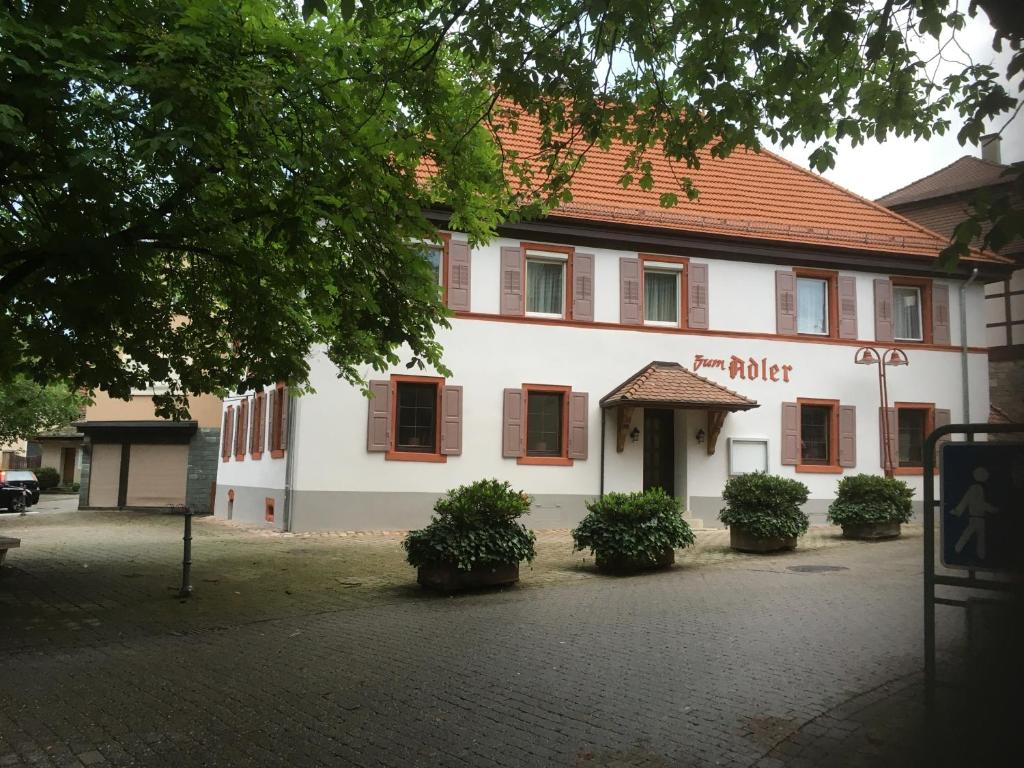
left=214, top=129, right=1011, bottom=532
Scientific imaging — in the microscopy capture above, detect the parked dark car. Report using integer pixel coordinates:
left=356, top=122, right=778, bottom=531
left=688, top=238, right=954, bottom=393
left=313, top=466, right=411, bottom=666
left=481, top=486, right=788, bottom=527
left=0, top=470, right=39, bottom=506
left=0, top=481, right=28, bottom=514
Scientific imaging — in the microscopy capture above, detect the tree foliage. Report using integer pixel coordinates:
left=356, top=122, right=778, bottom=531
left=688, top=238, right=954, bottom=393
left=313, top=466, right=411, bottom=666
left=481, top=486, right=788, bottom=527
left=0, top=376, right=90, bottom=444
left=2, top=1, right=1019, bottom=412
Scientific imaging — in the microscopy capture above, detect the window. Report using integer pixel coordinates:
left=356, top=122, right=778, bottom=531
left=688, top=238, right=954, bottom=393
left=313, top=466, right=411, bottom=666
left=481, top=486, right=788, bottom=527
left=644, top=270, right=679, bottom=325
left=797, top=277, right=829, bottom=335
left=526, top=391, right=563, bottom=456
left=421, top=244, right=444, bottom=288
left=893, top=284, right=923, bottom=341
left=395, top=382, right=438, bottom=453
left=894, top=405, right=932, bottom=469
left=800, top=403, right=833, bottom=465
left=525, top=257, right=565, bottom=316
left=269, top=384, right=287, bottom=458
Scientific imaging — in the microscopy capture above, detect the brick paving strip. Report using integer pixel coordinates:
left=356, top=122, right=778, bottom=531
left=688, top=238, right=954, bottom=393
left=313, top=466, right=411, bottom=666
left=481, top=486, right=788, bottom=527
left=0, top=500, right=972, bottom=767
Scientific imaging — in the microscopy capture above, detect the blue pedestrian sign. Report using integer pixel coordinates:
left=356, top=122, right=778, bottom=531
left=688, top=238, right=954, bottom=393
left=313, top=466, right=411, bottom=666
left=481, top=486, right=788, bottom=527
left=940, top=442, right=1024, bottom=572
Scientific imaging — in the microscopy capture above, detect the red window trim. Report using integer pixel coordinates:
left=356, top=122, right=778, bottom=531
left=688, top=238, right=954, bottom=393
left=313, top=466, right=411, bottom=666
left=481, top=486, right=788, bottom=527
left=891, top=401, right=936, bottom=475
left=385, top=374, right=448, bottom=463
left=639, top=253, right=690, bottom=330
left=890, top=276, right=933, bottom=345
left=793, top=268, right=839, bottom=340
left=519, top=383, right=573, bottom=466
left=270, top=383, right=286, bottom=459
left=795, top=397, right=842, bottom=474
left=520, top=241, right=575, bottom=321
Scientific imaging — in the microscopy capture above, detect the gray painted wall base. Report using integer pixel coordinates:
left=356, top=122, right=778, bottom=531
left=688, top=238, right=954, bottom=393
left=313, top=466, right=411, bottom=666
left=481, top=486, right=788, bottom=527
left=214, top=485, right=284, bottom=529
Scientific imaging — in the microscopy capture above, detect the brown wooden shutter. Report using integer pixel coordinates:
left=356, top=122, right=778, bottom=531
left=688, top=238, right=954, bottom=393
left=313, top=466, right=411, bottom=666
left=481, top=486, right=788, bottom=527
left=500, top=246, right=524, bottom=316
left=266, top=389, right=276, bottom=451
left=278, top=386, right=288, bottom=454
left=567, top=391, right=589, bottom=460
left=775, top=270, right=797, bottom=335
left=619, top=257, right=642, bottom=325
left=687, top=262, right=709, bottom=329
left=572, top=253, right=594, bottom=321
left=366, top=380, right=391, bottom=452
left=874, top=279, right=894, bottom=342
left=447, top=240, right=471, bottom=312
left=254, top=392, right=265, bottom=456
left=235, top=399, right=248, bottom=460
left=879, top=407, right=898, bottom=469
left=502, top=388, right=524, bottom=457
left=934, top=408, right=952, bottom=460
left=838, top=405, right=856, bottom=467
left=222, top=406, right=234, bottom=460
left=440, top=385, right=463, bottom=456
left=837, top=275, right=858, bottom=339
left=781, top=402, right=799, bottom=465
left=248, top=396, right=258, bottom=456
left=932, top=283, right=951, bottom=345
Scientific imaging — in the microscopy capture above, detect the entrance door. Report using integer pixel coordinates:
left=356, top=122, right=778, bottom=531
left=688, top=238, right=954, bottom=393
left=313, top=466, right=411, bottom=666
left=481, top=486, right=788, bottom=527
left=643, top=409, right=675, bottom=495
left=60, top=447, right=76, bottom=486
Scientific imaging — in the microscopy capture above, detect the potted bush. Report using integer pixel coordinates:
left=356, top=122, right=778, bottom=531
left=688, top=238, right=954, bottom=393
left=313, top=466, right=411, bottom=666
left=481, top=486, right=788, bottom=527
left=403, top=479, right=536, bottom=592
left=827, top=474, right=914, bottom=539
left=571, top=488, right=695, bottom=574
left=720, top=472, right=810, bottom=553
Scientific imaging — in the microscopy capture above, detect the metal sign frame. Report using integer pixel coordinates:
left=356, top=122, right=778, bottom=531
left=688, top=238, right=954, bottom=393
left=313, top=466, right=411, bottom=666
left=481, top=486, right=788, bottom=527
left=923, top=422, right=1023, bottom=725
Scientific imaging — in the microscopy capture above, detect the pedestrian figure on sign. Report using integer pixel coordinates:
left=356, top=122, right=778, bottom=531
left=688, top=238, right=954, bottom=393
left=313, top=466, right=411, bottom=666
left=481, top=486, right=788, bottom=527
left=951, top=467, right=999, bottom=560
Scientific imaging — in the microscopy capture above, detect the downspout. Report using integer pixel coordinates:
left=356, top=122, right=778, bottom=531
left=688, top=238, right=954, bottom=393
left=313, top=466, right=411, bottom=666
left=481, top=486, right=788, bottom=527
left=960, top=268, right=979, bottom=428
left=599, top=407, right=606, bottom=497
left=282, top=391, right=298, bottom=532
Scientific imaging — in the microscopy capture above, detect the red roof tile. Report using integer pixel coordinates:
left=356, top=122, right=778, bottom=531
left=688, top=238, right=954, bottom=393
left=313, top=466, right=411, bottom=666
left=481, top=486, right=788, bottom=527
left=600, top=361, right=759, bottom=410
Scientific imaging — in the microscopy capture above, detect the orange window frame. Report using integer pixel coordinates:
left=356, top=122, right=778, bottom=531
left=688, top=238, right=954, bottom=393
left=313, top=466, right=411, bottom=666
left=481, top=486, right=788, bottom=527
left=639, top=254, right=689, bottom=329
left=795, top=397, right=842, bottom=474
left=386, top=374, right=447, bottom=463
left=793, top=268, right=839, bottom=340
left=892, top=401, right=936, bottom=475
left=269, top=383, right=287, bottom=459
left=437, top=231, right=451, bottom=306
left=890, top=276, right=932, bottom=344
left=521, top=242, right=575, bottom=320
left=519, top=384, right=573, bottom=466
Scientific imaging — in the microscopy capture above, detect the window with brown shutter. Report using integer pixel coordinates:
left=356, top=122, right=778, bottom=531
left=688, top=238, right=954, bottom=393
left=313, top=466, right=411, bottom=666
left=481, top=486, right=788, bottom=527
left=791, top=398, right=844, bottom=473
left=221, top=406, right=234, bottom=462
left=890, top=277, right=933, bottom=344
left=370, top=374, right=456, bottom=463
left=891, top=402, right=943, bottom=475
left=509, top=384, right=588, bottom=466
left=234, top=399, right=248, bottom=461
left=792, top=268, right=839, bottom=338
left=521, top=242, right=574, bottom=319
left=639, top=254, right=688, bottom=329
left=269, top=383, right=287, bottom=459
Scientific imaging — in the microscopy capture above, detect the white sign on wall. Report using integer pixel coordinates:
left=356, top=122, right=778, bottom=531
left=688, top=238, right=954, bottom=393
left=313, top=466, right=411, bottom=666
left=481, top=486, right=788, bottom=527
left=728, top=438, right=770, bottom=476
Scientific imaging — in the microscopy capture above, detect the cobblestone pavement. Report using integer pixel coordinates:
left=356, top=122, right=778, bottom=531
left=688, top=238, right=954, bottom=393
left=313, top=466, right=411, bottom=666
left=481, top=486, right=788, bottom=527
left=0, top=500, right=1003, bottom=767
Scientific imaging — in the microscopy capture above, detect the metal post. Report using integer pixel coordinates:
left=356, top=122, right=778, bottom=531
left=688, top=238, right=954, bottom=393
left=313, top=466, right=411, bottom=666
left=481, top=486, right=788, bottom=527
left=879, top=361, right=893, bottom=477
left=923, top=426, right=938, bottom=740
left=179, top=506, right=193, bottom=598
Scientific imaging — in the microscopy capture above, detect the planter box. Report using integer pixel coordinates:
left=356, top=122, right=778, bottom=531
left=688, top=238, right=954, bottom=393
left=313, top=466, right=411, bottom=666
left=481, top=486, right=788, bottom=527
left=729, top=527, right=797, bottom=553
left=595, top=547, right=675, bottom=575
left=417, top=561, right=519, bottom=592
left=841, top=521, right=902, bottom=540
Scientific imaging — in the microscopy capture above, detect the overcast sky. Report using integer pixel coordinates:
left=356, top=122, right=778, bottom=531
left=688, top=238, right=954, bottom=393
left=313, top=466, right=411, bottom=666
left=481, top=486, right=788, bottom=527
left=767, top=7, right=1023, bottom=202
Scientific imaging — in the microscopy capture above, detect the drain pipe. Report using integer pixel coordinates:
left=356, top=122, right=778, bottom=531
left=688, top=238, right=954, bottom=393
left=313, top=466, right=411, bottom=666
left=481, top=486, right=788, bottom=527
left=599, top=408, right=606, bottom=497
left=282, top=391, right=298, bottom=532
left=960, top=268, right=979, bottom=428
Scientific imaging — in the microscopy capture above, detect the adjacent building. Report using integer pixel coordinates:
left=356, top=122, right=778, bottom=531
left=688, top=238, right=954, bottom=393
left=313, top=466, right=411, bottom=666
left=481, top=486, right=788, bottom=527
left=215, top=122, right=1011, bottom=532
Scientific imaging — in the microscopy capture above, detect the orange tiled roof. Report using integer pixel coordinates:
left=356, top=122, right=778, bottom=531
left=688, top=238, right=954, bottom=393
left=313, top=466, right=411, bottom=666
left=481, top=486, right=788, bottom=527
left=490, top=112, right=1009, bottom=264
left=600, top=361, right=759, bottom=410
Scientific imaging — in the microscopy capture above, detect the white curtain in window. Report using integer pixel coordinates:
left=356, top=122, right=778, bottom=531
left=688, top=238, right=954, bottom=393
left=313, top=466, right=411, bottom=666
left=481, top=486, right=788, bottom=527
left=644, top=271, right=677, bottom=322
left=797, top=278, right=827, bottom=334
left=893, top=286, right=922, bottom=339
left=526, top=260, right=564, bottom=314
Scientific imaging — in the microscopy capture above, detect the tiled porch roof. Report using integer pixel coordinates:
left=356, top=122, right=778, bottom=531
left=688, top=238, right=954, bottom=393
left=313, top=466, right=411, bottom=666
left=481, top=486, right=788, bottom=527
left=600, top=361, right=759, bottom=411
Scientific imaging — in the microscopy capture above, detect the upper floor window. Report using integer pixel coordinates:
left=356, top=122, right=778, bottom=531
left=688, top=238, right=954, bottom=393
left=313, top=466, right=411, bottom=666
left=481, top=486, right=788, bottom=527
left=421, top=244, right=444, bottom=289
left=797, top=277, right=829, bottom=335
left=644, top=267, right=680, bottom=326
left=893, top=285, right=923, bottom=341
left=525, top=253, right=566, bottom=317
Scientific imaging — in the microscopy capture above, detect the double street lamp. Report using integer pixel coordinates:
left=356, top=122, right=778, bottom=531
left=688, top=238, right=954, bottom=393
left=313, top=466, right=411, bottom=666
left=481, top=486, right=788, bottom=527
left=855, top=346, right=909, bottom=478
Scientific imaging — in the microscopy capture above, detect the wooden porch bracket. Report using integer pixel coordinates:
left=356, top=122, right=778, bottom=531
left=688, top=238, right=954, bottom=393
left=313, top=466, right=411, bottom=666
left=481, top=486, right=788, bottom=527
left=615, top=406, right=635, bottom=453
left=706, top=411, right=727, bottom=455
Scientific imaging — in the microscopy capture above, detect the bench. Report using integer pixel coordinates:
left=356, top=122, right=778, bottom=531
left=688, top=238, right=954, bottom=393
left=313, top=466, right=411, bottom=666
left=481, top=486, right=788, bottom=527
left=0, top=536, right=20, bottom=568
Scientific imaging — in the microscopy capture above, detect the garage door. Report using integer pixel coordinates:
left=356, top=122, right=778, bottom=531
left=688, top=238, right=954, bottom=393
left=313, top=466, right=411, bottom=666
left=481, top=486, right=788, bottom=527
left=88, top=443, right=122, bottom=507
left=125, top=444, right=189, bottom=507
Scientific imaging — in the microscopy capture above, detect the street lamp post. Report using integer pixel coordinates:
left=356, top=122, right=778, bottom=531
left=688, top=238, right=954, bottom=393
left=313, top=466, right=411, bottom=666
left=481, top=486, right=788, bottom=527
left=854, top=346, right=909, bottom=478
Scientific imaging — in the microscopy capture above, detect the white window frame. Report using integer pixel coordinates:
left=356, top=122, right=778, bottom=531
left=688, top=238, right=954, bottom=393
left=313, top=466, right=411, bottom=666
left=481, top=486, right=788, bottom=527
left=893, top=285, right=924, bottom=342
left=643, top=265, right=682, bottom=327
left=727, top=437, right=770, bottom=476
left=524, top=250, right=568, bottom=319
left=796, top=276, right=830, bottom=336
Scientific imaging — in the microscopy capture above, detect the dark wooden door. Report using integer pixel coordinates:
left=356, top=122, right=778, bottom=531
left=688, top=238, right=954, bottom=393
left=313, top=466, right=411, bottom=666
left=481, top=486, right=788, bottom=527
left=643, top=409, right=675, bottom=495
left=60, top=447, right=75, bottom=486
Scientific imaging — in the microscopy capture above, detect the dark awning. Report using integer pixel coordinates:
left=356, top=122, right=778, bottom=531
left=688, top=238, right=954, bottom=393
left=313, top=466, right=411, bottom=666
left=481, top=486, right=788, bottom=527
left=74, top=420, right=198, bottom=444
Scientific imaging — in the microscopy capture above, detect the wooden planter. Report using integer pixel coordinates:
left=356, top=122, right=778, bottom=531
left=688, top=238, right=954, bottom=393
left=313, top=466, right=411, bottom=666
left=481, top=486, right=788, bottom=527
left=417, top=561, right=519, bottom=592
left=729, top=527, right=797, bottom=553
left=595, top=547, right=675, bottom=574
left=841, top=521, right=902, bottom=540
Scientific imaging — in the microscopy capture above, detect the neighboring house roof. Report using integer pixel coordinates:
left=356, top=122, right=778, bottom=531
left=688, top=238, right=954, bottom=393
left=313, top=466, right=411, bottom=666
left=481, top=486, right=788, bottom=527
left=490, top=113, right=1007, bottom=264
left=600, top=361, right=759, bottom=410
left=876, top=156, right=1016, bottom=208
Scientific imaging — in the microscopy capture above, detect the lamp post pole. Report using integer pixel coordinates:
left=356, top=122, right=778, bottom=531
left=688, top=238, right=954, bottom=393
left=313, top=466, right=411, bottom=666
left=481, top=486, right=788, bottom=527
left=855, top=346, right=909, bottom=479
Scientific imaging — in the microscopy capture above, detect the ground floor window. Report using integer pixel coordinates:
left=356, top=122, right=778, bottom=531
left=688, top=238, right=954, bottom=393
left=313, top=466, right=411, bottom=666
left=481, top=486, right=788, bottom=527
left=800, top=402, right=834, bottom=465
left=896, top=405, right=931, bottom=468
left=526, top=390, right=564, bottom=457
left=395, top=381, right=438, bottom=453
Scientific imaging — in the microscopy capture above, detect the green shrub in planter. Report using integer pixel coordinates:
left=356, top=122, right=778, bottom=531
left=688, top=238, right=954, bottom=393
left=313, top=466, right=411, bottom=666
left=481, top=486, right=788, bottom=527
left=720, top=472, right=810, bottom=548
left=35, top=467, right=60, bottom=490
left=403, top=479, right=536, bottom=589
left=572, top=488, right=695, bottom=572
left=828, top=475, right=914, bottom=539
